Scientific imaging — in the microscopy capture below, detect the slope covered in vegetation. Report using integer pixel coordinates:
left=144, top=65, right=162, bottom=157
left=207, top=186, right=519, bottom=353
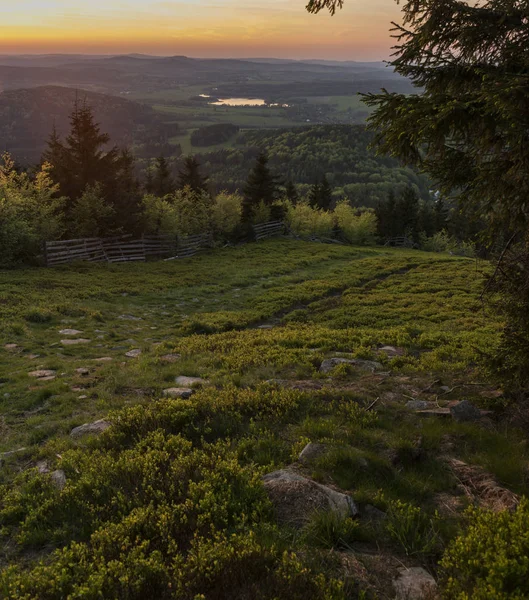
left=0, top=240, right=527, bottom=599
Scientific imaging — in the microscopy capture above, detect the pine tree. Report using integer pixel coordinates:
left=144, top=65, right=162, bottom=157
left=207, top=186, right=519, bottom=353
left=318, top=175, right=333, bottom=211
left=309, top=181, right=321, bottom=209
left=285, top=181, right=299, bottom=205
left=241, top=153, right=280, bottom=223
left=177, top=156, right=209, bottom=194
left=42, top=99, right=119, bottom=205
left=153, top=156, right=175, bottom=197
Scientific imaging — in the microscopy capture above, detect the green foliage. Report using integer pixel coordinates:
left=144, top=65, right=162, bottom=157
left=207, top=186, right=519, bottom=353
left=421, top=231, right=475, bottom=258
left=168, top=185, right=213, bottom=237
left=141, top=193, right=179, bottom=236
left=0, top=154, right=64, bottom=266
left=191, top=123, right=240, bottom=147
left=441, top=499, right=529, bottom=599
left=301, top=511, right=361, bottom=550
left=334, top=202, right=377, bottom=246
left=177, top=156, right=209, bottom=194
left=242, top=152, right=281, bottom=224
left=69, top=184, right=115, bottom=238
left=385, top=499, right=443, bottom=559
left=285, top=201, right=334, bottom=238
left=211, top=191, right=243, bottom=240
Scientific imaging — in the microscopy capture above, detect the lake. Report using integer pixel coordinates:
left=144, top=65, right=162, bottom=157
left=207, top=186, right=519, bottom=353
left=210, top=97, right=266, bottom=106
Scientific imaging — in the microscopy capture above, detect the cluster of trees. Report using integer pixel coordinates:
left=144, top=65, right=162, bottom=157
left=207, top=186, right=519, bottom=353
left=198, top=125, right=432, bottom=205
left=0, top=99, right=472, bottom=268
left=190, top=123, right=240, bottom=147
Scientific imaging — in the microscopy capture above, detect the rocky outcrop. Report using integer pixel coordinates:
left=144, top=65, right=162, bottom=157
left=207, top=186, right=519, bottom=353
left=263, top=469, right=358, bottom=527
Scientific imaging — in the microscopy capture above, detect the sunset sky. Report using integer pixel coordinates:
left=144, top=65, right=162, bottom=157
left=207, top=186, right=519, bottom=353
left=1, top=0, right=400, bottom=60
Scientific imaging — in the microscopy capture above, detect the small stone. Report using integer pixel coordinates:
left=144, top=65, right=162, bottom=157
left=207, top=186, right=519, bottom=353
left=59, top=329, right=83, bottom=336
left=450, top=400, right=482, bottom=423
left=61, top=338, right=91, bottom=346
left=363, top=504, right=387, bottom=522
left=160, top=354, right=181, bottom=363
left=93, top=357, right=113, bottom=362
left=175, top=376, right=208, bottom=387
left=298, top=442, right=327, bottom=464
left=163, top=387, right=194, bottom=399
left=36, top=460, right=50, bottom=474
left=27, top=354, right=40, bottom=359
left=70, top=419, right=110, bottom=438
left=125, top=349, right=141, bottom=358
left=78, top=395, right=88, bottom=399
left=393, top=567, right=437, bottom=600
left=440, top=385, right=451, bottom=393
left=378, top=345, right=405, bottom=357
left=118, top=314, right=142, bottom=321
left=4, top=344, right=19, bottom=351
left=320, top=358, right=383, bottom=374
left=406, top=400, right=434, bottom=411
left=258, top=324, right=274, bottom=329
left=75, top=368, right=90, bottom=376
left=50, top=469, right=67, bottom=490
left=28, top=369, right=56, bottom=379
left=38, top=376, right=56, bottom=381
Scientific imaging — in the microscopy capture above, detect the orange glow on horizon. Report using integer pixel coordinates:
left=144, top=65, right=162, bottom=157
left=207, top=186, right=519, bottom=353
left=0, top=1, right=401, bottom=60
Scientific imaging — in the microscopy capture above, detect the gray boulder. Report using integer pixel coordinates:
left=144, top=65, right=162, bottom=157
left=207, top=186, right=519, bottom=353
left=70, top=419, right=110, bottom=438
left=298, top=442, right=327, bottom=464
left=362, top=504, right=387, bottom=522
left=50, top=469, right=67, bottom=490
left=450, top=400, right=482, bottom=422
left=393, top=567, right=437, bottom=600
left=263, top=469, right=358, bottom=527
left=406, top=400, right=434, bottom=411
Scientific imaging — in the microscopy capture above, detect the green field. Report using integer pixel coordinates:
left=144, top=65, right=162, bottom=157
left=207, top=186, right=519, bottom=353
left=0, top=240, right=525, bottom=598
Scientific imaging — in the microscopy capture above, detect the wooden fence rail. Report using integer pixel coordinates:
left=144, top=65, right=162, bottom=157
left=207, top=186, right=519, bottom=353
left=253, top=221, right=285, bottom=241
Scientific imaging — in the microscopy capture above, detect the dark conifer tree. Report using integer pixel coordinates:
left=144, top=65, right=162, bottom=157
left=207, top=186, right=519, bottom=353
left=309, top=181, right=321, bottom=209
left=241, top=153, right=280, bottom=223
left=285, top=181, right=299, bottom=205
left=177, top=156, right=209, bottom=194
left=153, top=156, right=175, bottom=197
left=318, top=175, right=333, bottom=211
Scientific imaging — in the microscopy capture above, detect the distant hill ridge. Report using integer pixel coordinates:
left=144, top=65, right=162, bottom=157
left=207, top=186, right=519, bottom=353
left=0, top=85, right=164, bottom=164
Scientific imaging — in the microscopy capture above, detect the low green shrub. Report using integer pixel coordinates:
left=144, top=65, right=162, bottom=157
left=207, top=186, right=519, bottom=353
left=385, top=499, right=443, bottom=559
left=440, top=499, right=529, bottom=599
left=301, top=511, right=362, bottom=550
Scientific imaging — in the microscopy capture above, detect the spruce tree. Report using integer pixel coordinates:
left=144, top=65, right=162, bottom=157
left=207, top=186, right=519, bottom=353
left=308, top=0, right=529, bottom=389
left=177, top=156, right=209, bottom=194
left=285, top=181, right=299, bottom=205
left=318, top=175, right=333, bottom=211
left=241, top=153, right=280, bottom=223
left=153, top=156, right=175, bottom=197
left=308, top=181, right=322, bottom=210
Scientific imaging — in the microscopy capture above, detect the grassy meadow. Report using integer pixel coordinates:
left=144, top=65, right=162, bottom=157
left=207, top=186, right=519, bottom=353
left=0, top=239, right=526, bottom=598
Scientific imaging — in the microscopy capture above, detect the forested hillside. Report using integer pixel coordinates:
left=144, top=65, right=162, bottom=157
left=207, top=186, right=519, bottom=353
left=201, top=126, right=431, bottom=204
left=0, top=86, right=179, bottom=164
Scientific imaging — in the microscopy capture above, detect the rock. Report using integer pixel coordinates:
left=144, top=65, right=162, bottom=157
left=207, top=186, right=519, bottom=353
left=4, top=343, right=19, bottom=351
left=378, top=345, right=405, bottom=357
left=75, top=368, right=90, bottom=376
left=406, top=400, right=434, bottom=411
left=163, top=387, right=194, bottom=399
left=319, top=358, right=383, bottom=374
left=258, top=324, right=274, bottom=329
left=61, top=339, right=91, bottom=346
left=118, top=314, right=142, bottom=321
left=450, top=400, right=482, bottom=422
left=262, top=469, right=358, bottom=527
left=93, top=357, right=113, bottom=362
left=175, top=376, right=208, bottom=387
left=125, top=349, right=141, bottom=358
left=59, top=329, right=83, bottom=336
left=363, top=504, right=387, bottom=522
left=70, top=419, right=110, bottom=438
left=440, top=385, right=451, bottom=393
left=78, top=395, right=88, bottom=399
left=160, top=354, right=181, bottom=363
left=298, top=442, right=327, bottom=464
left=393, top=567, right=437, bottom=600
left=28, top=369, right=56, bottom=379
left=36, top=460, right=50, bottom=474
left=27, top=354, right=40, bottom=359
left=50, top=469, right=66, bottom=490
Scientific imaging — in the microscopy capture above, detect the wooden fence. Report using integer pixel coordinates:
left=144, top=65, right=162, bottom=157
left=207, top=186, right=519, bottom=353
left=45, top=221, right=286, bottom=267
left=253, top=221, right=285, bottom=241
left=45, top=235, right=178, bottom=267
